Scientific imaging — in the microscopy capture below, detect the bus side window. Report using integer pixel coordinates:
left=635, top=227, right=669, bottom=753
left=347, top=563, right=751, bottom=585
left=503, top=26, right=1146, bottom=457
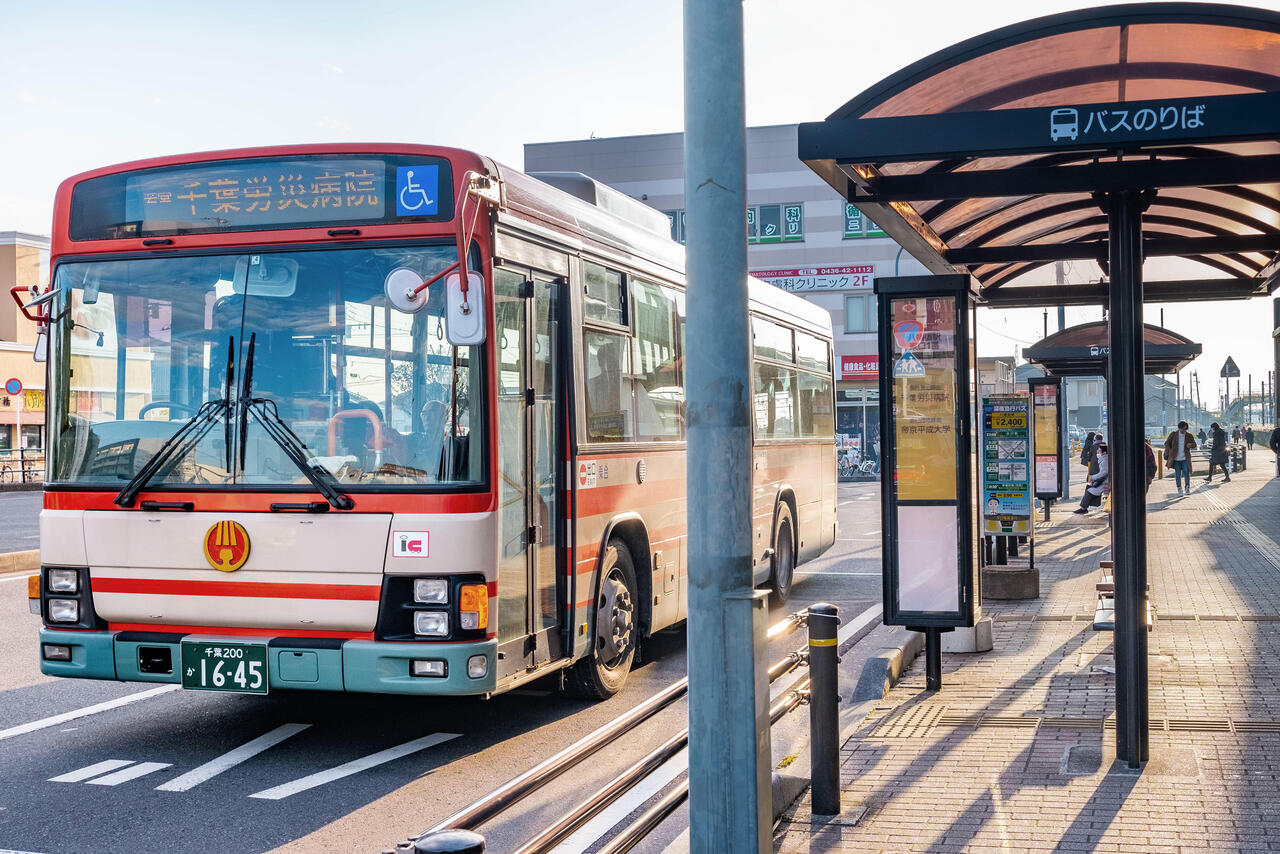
left=584, top=331, right=634, bottom=442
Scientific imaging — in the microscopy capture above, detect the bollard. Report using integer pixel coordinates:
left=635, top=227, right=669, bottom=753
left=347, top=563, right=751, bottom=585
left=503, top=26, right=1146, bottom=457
left=807, top=603, right=840, bottom=816
left=994, top=535, right=1007, bottom=565
left=1008, top=535, right=1019, bottom=558
left=413, top=829, right=484, bottom=853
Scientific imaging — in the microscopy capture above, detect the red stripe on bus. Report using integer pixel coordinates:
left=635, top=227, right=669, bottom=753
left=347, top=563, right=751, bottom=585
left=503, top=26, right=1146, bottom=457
left=575, top=483, right=684, bottom=518
left=93, top=577, right=381, bottom=601
left=108, top=623, right=374, bottom=639
left=44, top=490, right=495, bottom=514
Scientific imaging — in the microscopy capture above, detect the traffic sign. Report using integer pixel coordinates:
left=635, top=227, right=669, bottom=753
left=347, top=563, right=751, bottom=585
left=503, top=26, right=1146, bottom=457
left=893, top=351, right=926, bottom=378
left=893, top=320, right=923, bottom=350
left=4, top=378, right=21, bottom=396
left=1220, top=356, right=1240, bottom=378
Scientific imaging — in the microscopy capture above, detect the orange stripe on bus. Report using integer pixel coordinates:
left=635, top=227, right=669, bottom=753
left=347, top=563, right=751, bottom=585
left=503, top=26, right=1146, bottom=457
left=94, top=577, right=381, bottom=601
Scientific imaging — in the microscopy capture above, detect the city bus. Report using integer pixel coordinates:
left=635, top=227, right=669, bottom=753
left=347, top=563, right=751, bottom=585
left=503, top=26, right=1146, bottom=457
left=22, top=144, right=836, bottom=699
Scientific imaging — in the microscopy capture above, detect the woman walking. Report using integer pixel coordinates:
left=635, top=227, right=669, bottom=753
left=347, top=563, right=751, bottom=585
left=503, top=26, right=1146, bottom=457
left=1205, top=422, right=1231, bottom=483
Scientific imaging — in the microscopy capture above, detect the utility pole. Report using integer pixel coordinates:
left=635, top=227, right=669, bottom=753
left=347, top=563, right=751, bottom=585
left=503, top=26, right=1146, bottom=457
left=683, top=2, right=771, bottom=851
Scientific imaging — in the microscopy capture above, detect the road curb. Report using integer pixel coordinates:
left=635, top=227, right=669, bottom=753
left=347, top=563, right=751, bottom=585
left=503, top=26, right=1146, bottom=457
left=0, top=550, right=40, bottom=574
left=0, top=482, right=43, bottom=492
left=850, top=625, right=924, bottom=703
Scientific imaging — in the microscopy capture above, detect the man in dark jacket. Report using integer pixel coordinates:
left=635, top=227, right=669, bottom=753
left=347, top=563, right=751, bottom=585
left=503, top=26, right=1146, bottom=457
left=1205, top=422, right=1231, bottom=483
left=1270, top=424, right=1280, bottom=457
left=1247, top=426, right=1256, bottom=449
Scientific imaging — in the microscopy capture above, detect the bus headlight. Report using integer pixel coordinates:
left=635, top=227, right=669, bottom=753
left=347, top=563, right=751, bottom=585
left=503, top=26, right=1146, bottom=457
left=413, top=611, right=449, bottom=637
left=413, top=578, right=449, bottom=604
left=459, top=584, right=489, bottom=631
left=48, top=599, right=80, bottom=623
left=47, top=569, right=80, bottom=594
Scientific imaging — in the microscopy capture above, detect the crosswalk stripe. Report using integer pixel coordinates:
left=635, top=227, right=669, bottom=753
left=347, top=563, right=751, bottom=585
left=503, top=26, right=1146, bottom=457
left=86, top=761, right=172, bottom=786
left=248, top=732, right=460, bottom=800
left=48, top=759, right=135, bottom=783
left=156, top=723, right=311, bottom=792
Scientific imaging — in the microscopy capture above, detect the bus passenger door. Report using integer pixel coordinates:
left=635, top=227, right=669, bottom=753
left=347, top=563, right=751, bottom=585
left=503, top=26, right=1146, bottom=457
left=494, top=267, right=565, bottom=682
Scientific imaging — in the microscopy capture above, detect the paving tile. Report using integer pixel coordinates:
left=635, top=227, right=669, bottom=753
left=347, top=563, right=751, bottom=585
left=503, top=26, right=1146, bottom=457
left=775, top=451, right=1280, bottom=852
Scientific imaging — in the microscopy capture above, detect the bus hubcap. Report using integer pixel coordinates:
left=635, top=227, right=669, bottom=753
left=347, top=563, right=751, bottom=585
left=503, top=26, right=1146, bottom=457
left=597, top=572, right=634, bottom=665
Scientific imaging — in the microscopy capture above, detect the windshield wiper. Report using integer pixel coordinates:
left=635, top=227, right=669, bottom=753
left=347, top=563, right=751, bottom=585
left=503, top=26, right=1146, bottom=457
left=236, top=334, right=353, bottom=510
left=244, top=398, right=355, bottom=510
left=114, top=400, right=226, bottom=508
left=114, top=338, right=235, bottom=508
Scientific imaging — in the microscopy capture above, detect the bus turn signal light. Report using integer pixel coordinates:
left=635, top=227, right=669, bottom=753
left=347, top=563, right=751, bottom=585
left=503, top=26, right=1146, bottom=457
left=459, top=584, right=489, bottom=631
left=28, top=574, right=40, bottom=599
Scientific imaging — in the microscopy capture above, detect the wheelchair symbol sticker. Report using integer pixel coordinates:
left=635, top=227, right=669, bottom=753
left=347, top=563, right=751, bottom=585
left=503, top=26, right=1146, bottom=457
left=396, top=165, right=439, bottom=216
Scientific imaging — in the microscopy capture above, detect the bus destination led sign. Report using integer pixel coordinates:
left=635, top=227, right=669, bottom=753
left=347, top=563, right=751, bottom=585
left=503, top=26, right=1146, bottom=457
left=124, top=158, right=388, bottom=231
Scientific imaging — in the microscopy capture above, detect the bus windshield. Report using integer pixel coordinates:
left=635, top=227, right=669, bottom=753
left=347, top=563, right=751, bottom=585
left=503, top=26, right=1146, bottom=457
left=48, top=244, right=484, bottom=490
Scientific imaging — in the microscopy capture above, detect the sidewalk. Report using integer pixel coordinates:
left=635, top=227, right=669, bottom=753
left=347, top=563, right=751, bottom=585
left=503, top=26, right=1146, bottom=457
left=776, top=450, right=1280, bottom=853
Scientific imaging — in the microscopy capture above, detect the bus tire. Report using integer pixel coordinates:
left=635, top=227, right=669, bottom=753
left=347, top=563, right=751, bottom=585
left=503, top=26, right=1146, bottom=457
left=770, top=502, right=796, bottom=606
left=565, top=539, right=638, bottom=699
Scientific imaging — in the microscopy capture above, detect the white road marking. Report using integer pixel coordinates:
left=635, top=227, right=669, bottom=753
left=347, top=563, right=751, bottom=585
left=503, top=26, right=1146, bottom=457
left=557, top=602, right=885, bottom=854
left=0, top=848, right=50, bottom=854
left=86, top=761, right=171, bottom=786
left=248, top=732, right=460, bottom=800
left=551, top=748, right=689, bottom=853
left=0, top=574, right=34, bottom=583
left=0, top=685, right=180, bottom=742
left=48, top=759, right=135, bottom=783
left=156, top=723, right=311, bottom=792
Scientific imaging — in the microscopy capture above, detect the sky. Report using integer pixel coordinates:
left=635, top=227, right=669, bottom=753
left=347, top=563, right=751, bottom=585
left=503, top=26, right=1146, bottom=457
left=3, top=0, right=1279, bottom=408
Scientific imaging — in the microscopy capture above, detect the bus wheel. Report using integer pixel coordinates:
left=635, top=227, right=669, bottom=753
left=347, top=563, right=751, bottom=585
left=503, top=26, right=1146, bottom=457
left=565, top=539, right=638, bottom=699
left=770, top=503, right=796, bottom=606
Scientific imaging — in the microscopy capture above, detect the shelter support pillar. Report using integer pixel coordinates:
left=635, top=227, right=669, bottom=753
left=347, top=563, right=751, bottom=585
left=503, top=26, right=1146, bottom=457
left=1099, top=188, right=1153, bottom=768
left=683, top=1, right=771, bottom=851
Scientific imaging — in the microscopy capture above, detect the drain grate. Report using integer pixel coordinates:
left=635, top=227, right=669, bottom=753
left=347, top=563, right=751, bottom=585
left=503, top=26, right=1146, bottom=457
left=869, top=703, right=948, bottom=738
left=878, top=711, right=1280, bottom=737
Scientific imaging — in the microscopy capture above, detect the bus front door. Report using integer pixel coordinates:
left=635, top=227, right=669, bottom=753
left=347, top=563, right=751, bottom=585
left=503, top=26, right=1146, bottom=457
left=494, top=267, right=565, bottom=682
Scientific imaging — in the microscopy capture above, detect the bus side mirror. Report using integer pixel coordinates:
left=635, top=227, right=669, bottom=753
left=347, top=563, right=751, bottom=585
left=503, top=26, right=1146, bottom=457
left=445, top=272, right=485, bottom=346
left=33, top=329, right=47, bottom=363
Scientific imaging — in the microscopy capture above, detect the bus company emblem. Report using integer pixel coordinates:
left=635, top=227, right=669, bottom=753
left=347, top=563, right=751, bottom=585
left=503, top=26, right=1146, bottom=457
left=204, top=521, right=251, bottom=572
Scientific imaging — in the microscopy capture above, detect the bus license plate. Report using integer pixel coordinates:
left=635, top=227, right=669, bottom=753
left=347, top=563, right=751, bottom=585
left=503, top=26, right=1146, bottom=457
left=180, top=642, right=268, bottom=694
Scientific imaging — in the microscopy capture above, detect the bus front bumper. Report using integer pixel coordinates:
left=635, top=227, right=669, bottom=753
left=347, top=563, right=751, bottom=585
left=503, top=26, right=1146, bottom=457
left=37, top=628, right=498, bottom=696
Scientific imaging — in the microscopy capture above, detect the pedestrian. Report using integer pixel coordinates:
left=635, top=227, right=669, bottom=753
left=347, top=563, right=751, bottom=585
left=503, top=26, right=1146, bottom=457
left=1246, top=426, right=1255, bottom=449
left=1232, top=426, right=1241, bottom=444
left=1144, top=438, right=1156, bottom=494
left=1080, top=432, right=1096, bottom=468
left=1164, top=420, right=1196, bottom=495
left=1205, top=422, right=1231, bottom=483
left=1074, top=441, right=1110, bottom=514
left=1198, top=427, right=1207, bottom=443
left=1270, top=423, right=1280, bottom=457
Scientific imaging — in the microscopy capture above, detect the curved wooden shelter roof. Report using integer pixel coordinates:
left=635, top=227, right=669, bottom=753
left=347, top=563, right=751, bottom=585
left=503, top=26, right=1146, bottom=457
left=800, top=3, right=1280, bottom=306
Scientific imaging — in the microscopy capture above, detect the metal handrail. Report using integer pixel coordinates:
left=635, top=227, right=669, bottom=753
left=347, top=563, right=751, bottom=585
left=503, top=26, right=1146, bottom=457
left=399, top=606, right=830, bottom=854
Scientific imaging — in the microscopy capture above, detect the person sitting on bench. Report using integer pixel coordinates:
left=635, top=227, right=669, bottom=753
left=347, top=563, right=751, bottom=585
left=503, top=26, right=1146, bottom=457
left=1074, top=441, right=1110, bottom=514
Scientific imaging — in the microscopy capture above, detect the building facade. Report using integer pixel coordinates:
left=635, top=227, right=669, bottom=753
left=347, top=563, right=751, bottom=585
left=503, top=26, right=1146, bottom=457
left=0, top=232, right=49, bottom=477
left=524, top=125, right=930, bottom=477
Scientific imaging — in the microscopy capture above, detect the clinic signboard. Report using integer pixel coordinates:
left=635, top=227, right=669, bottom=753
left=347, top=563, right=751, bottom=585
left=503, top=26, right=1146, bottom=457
left=1029, top=376, right=1064, bottom=500
left=875, top=274, right=979, bottom=629
left=981, top=394, right=1033, bottom=535
left=752, top=265, right=873, bottom=293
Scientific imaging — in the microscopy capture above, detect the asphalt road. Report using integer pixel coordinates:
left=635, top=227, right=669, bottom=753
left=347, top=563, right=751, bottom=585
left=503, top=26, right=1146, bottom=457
left=0, top=489, right=41, bottom=553
left=0, top=481, right=882, bottom=854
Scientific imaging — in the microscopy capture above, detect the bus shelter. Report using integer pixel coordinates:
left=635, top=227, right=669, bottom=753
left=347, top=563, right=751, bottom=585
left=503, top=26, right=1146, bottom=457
left=1025, top=320, right=1202, bottom=376
left=799, top=2, right=1280, bottom=767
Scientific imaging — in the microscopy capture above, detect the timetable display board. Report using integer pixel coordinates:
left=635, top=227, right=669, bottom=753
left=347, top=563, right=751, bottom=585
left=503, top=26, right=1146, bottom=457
left=1029, top=377, right=1064, bottom=499
left=875, top=274, right=980, bottom=630
left=981, top=394, right=1032, bottom=535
